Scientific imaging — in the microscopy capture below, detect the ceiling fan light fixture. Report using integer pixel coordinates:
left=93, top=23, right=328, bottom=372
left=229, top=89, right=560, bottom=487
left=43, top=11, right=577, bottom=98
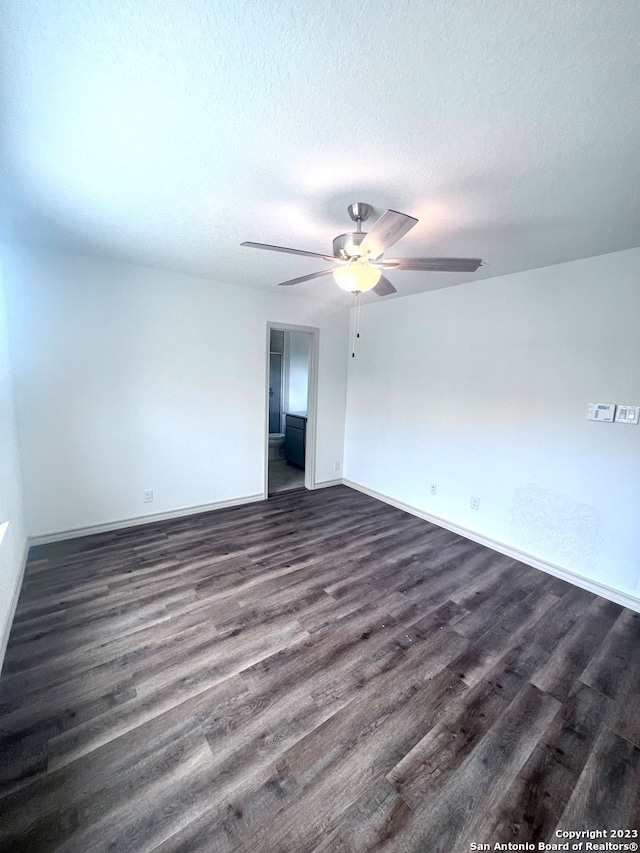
left=333, top=262, right=381, bottom=293
left=242, top=202, right=481, bottom=295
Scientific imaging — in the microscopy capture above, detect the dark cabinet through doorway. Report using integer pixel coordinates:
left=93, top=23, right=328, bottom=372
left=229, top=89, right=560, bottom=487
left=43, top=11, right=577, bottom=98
left=284, top=414, right=307, bottom=469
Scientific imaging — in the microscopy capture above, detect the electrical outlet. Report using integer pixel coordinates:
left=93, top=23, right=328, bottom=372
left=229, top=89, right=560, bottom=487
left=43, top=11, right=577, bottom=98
left=143, top=489, right=154, bottom=503
left=334, top=461, right=341, bottom=472
left=429, top=483, right=437, bottom=495
left=470, top=496, right=480, bottom=511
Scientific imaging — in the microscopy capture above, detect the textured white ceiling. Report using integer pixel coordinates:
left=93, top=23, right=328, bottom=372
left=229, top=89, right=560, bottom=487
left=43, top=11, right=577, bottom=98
left=1, top=0, right=639, bottom=304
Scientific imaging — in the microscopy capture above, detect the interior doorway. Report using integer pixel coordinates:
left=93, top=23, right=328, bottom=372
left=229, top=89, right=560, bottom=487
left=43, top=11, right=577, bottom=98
left=265, top=323, right=319, bottom=497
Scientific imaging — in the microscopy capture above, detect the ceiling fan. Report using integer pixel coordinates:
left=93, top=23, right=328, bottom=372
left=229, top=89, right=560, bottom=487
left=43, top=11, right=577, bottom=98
left=242, top=202, right=482, bottom=296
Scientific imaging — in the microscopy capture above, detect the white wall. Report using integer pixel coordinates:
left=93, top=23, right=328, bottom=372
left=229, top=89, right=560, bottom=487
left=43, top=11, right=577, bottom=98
left=286, top=330, right=310, bottom=413
left=0, top=252, right=27, bottom=669
left=3, top=247, right=349, bottom=538
left=344, top=248, right=640, bottom=601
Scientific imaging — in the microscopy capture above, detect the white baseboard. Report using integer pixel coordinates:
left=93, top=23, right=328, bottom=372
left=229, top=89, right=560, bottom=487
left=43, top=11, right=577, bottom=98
left=312, top=478, right=344, bottom=489
left=343, top=479, right=640, bottom=614
left=0, top=539, right=29, bottom=675
left=28, top=493, right=265, bottom=546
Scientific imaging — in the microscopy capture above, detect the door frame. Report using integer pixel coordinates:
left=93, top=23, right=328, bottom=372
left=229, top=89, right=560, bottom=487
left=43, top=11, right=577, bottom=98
left=264, top=322, right=319, bottom=498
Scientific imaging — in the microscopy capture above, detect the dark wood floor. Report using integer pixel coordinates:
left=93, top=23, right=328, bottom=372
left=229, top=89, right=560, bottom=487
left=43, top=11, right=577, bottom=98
left=1, top=485, right=639, bottom=852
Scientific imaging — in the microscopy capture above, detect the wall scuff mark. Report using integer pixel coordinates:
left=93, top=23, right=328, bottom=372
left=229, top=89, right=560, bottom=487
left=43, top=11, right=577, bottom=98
left=511, top=483, right=601, bottom=568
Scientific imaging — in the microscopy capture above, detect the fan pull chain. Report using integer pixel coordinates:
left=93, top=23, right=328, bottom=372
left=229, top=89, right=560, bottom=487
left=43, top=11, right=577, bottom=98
left=352, top=291, right=361, bottom=357
left=351, top=293, right=356, bottom=357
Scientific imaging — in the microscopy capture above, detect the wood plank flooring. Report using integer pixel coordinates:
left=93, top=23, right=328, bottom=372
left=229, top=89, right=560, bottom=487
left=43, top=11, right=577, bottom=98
left=1, top=485, right=639, bottom=852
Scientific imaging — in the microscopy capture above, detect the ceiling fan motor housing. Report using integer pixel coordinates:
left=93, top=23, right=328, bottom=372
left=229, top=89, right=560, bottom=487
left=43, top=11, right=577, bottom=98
left=333, top=231, right=366, bottom=260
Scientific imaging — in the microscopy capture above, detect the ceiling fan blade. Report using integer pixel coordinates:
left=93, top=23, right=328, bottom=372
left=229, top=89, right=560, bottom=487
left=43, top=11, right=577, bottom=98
left=372, top=275, right=397, bottom=297
left=241, top=241, right=337, bottom=262
left=358, top=209, right=418, bottom=260
left=277, top=269, right=335, bottom=287
left=379, top=257, right=483, bottom=272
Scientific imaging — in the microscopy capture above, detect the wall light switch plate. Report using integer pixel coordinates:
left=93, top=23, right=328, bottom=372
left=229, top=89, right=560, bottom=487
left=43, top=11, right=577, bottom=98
left=587, top=403, right=615, bottom=422
left=615, top=405, right=640, bottom=424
